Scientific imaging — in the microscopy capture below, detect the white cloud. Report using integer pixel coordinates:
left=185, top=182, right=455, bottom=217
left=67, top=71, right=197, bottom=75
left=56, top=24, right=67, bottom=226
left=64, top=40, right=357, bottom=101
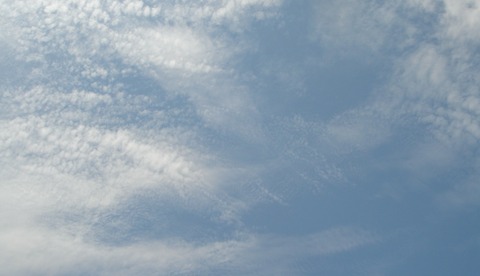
left=0, top=222, right=376, bottom=275
left=295, top=0, right=480, bottom=206
left=442, top=0, right=480, bottom=43
left=225, top=227, right=379, bottom=274
left=310, top=0, right=480, bottom=147
left=0, top=1, right=291, bottom=273
left=0, top=224, right=252, bottom=275
left=2, top=0, right=479, bottom=273
left=0, top=84, right=255, bottom=273
left=114, top=26, right=221, bottom=74
left=0, top=0, right=284, bottom=209
left=0, top=87, right=222, bottom=221
left=1, top=0, right=280, bottom=132
left=387, top=40, right=480, bottom=146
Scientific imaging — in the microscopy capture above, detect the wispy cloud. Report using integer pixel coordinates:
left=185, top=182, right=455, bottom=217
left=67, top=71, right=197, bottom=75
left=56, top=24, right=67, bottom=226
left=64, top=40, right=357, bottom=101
left=0, top=1, right=284, bottom=273
left=2, top=0, right=480, bottom=274
left=293, top=0, right=480, bottom=206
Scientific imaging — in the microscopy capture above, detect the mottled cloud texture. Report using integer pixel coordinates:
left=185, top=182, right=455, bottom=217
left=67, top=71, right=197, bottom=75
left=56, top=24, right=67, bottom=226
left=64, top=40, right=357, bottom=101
left=1, top=0, right=479, bottom=275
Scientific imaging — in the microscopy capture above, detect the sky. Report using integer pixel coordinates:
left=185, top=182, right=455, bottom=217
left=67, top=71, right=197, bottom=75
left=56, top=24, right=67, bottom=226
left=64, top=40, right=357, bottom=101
left=1, top=0, right=480, bottom=275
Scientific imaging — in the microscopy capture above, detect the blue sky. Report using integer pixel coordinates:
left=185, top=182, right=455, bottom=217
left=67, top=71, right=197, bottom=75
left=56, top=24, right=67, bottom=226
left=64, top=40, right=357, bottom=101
left=1, top=0, right=480, bottom=275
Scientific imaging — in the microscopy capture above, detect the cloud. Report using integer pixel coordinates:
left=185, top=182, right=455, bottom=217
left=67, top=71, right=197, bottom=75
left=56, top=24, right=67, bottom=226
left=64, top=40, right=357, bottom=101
left=291, top=0, right=480, bottom=205
left=2, top=0, right=480, bottom=274
left=223, top=227, right=379, bottom=275
left=442, top=0, right=480, bottom=43
left=0, top=0, right=285, bottom=205
left=0, top=224, right=252, bottom=275
left=0, top=222, right=377, bottom=275
left=308, top=0, right=480, bottom=147
left=0, top=86, right=225, bottom=226
left=1, top=0, right=281, bottom=137
left=387, top=35, right=480, bottom=146
left=0, top=1, right=292, bottom=274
